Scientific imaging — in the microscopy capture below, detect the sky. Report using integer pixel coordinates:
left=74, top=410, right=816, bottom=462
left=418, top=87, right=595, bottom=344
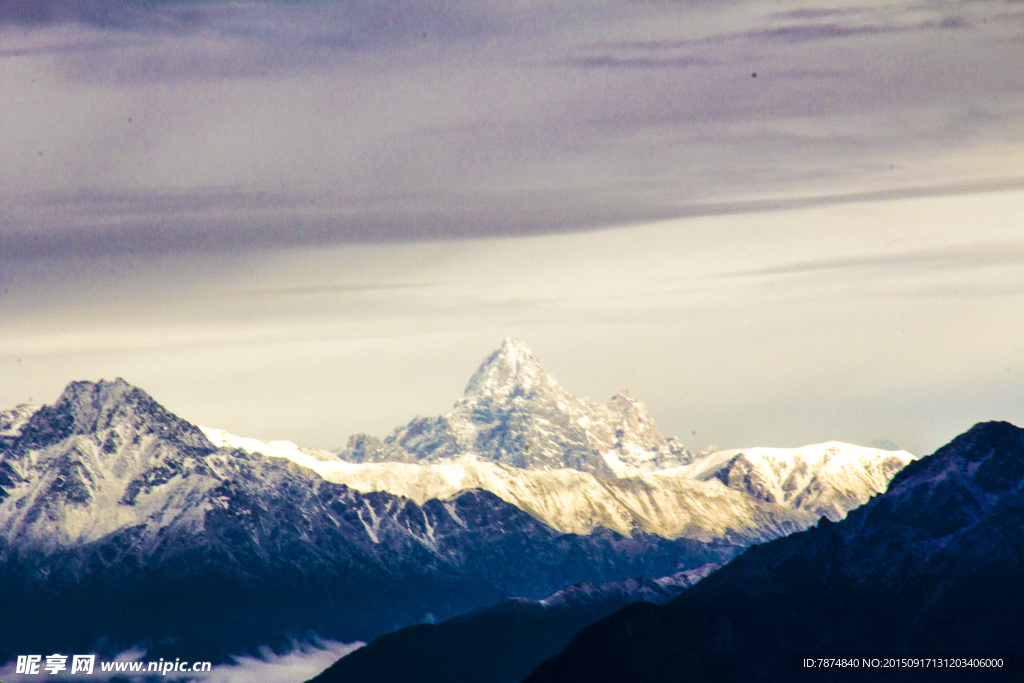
left=1, top=0, right=1023, bottom=457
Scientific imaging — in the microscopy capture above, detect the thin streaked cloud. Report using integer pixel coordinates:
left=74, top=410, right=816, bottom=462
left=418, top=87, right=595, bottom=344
left=715, top=241, right=1024, bottom=280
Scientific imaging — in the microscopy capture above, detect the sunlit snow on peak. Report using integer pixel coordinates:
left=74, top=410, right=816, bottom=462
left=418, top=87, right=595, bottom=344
left=463, top=338, right=554, bottom=398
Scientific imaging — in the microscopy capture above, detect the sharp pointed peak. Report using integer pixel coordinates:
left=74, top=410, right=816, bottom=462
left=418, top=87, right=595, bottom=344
left=19, top=378, right=212, bottom=451
left=464, top=339, right=555, bottom=397
left=480, top=338, right=541, bottom=369
left=496, top=337, right=535, bottom=358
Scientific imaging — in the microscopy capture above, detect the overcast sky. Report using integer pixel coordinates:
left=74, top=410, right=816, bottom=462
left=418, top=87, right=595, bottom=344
left=2, top=0, right=1023, bottom=456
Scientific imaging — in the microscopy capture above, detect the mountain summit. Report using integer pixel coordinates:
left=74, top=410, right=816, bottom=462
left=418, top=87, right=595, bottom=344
left=15, top=378, right=211, bottom=453
left=332, top=340, right=913, bottom=531
left=342, top=339, right=691, bottom=476
left=464, top=338, right=557, bottom=398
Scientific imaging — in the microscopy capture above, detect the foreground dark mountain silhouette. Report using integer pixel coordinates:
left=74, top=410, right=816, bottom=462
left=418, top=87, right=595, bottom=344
left=527, top=421, right=1024, bottom=682
left=307, top=565, right=718, bottom=683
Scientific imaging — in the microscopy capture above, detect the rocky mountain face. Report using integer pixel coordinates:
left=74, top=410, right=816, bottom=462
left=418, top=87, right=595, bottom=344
left=526, top=421, right=1024, bottom=682
left=285, top=339, right=911, bottom=538
left=0, top=403, right=39, bottom=444
left=308, top=563, right=720, bottom=683
left=205, top=424, right=822, bottom=542
left=679, top=442, right=915, bottom=521
left=262, top=454, right=819, bottom=542
left=340, top=338, right=692, bottom=477
left=0, top=380, right=730, bottom=665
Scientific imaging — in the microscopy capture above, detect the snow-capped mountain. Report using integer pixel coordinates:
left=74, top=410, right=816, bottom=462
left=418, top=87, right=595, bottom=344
left=206, top=430, right=910, bottom=540
left=526, top=421, right=1024, bottom=682
left=0, top=379, right=731, bottom=664
left=0, top=380, right=219, bottom=551
left=672, top=441, right=916, bottom=520
left=320, top=454, right=817, bottom=542
left=205, top=340, right=913, bottom=539
left=309, top=563, right=721, bottom=683
left=341, top=338, right=692, bottom=477
left=199, top=431, right=815, bottom=542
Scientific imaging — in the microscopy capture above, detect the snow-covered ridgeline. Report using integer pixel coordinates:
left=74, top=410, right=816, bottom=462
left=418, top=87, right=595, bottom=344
left=662, top=442, right=917, bottom=520
left=200, top=426, right=341, bottom=464
left=536, top=561, right=721, bottom=609
left=198, top=427, right=806, bottom=538
left=4, top=338, right=915, bottom=551
left=203, top=425, right=910, bottom=537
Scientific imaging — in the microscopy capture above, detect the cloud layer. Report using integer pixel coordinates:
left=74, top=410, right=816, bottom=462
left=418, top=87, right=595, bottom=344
left=2, top=1, right=1022, bottom=455
left=3, top=0, right=1023, bottom=254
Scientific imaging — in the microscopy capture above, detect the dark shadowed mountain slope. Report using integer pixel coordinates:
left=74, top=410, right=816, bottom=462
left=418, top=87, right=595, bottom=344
left=308, top=564, right=718, bottom=683
left=0, top=380, right=732, bottom=665
left=527, top=421, right=1024, bottom=683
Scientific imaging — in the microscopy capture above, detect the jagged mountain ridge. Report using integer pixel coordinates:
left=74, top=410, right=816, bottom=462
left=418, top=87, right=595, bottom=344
left=0, top=379, right=732, bottom=664
left=209, top=428, right=911, bottom=540
left=308, top=564, right=720, bottom=683
left=340, top=338, right=692, bottom=477
left=674, top=441, right=915, bottom=520
left=203, top=339, right=913, bottom=537
left=526, top=421, right=1024, bottom=682
left=202, top=430, right=817, bottom=542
